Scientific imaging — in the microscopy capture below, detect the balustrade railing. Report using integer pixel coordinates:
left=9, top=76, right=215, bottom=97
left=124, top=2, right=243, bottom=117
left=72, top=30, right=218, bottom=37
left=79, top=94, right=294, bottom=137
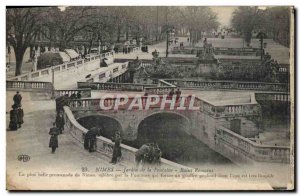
left=216, top=126, right=290, bottom=163
left=255, top=92, right=290, bottom=102
left=67, top=95, right=258, bottom=119
left=67, top=95, right=197, bottom=111
left=144, top=86, right=176, bottom=95
left=77, top=82, right=155, bottom=91
left=163, top=79, right=289, bottom=92
left=54, top=88, right=91, bottom=98
left=7, top=52, right=115, bottom=81
left=199, top=98, right=260, bottom=118
left=6, top=80, right=53, bottom=91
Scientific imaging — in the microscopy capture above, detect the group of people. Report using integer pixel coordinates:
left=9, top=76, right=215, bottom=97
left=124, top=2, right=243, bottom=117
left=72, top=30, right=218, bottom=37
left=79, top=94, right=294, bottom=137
left=48, top=109, right=66, bottom=154
left=83, top=128, right=122, bottom=165
left=9, top=91, right=24, bottom=131
left=51, top=93, right=164, bottom=167
left=84, top=127, right=101, bottom=152
left=55, top=92, right=82, bottom=113
left=48, top=94, right=70, bottom=154
left=135, top=143, right=162, bottom=167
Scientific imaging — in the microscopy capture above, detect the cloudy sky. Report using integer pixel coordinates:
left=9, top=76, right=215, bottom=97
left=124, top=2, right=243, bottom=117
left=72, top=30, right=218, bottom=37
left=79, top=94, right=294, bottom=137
left=58, top=6, right=237, bottom=27
left=211, top=6, right=237, bottom=27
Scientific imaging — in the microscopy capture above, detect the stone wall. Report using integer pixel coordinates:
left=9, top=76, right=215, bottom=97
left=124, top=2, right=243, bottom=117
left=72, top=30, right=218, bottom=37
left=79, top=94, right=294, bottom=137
left=64, top=106, right=191, bottom=169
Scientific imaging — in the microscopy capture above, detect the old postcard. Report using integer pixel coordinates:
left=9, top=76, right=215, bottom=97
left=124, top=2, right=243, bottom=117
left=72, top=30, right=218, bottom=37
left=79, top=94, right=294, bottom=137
left=6, top=6, right=294, bottom=191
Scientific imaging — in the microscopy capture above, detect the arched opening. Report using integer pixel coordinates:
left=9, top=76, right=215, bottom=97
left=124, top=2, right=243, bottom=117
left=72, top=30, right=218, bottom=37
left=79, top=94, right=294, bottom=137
left=124, top=112, right=232, bottom=166
left=77, top=115, right=122, bottom=139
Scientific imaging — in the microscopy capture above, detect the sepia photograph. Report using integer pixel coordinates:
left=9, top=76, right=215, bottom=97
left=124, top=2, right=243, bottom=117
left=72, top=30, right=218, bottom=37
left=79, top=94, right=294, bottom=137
left=5, top=5, right=294, bottom=191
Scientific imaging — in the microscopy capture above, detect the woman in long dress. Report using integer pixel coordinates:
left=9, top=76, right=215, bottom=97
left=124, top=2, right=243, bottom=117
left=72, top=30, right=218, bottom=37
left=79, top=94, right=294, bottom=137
left=49, top=123, right=59, bottom=153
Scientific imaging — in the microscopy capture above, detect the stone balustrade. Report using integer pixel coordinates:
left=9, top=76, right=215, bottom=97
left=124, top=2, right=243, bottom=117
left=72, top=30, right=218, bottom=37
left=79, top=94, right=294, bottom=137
left=215, top=126, right=290, bottom=163
left=7, top=52, right=115, bottom=81
left=213, top=47, right=262, bottom=56
left=63, top=106, right=191, bottom=169
left=164, top=79, right=289, bottom=92
left=67, top=95, right=197, bottom=111
left=67, top=95, right=259, bottom=119
left=144, top=86, right=176, bottom=95
left=77, top=82, right=155, bottom=91
left=278, top=64, right=290, bottom=73
left=6, top=80, right=53, bottom=92
left=78, top=61, right=128, bottom=83
left=255, top=92, right=290, bottom=102
left=54, top=88, right=91, bottom=98
left=214, top=47, right=262, bottom=52
left=198, top=98, right=260, bottom=118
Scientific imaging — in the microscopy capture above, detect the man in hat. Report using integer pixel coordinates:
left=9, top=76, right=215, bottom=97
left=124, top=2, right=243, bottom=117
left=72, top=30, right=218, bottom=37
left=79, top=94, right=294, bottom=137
left=9, top=104, right=19, bottom=131
left=13, top=91, right=22, bottom=107
left=84, top=127, right=101, bottom=152
left=110, top=131, right=122, bottom=164
left=49, top=123, right=59, bottom=153
left=55, top=111, right=65, bottom=134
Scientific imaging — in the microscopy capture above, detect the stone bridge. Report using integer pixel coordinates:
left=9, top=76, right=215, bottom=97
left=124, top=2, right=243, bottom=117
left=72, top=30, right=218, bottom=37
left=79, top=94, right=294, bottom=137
left=65, top=91, right=289, bottom=165
left=6, top=73, right=291, bottom=171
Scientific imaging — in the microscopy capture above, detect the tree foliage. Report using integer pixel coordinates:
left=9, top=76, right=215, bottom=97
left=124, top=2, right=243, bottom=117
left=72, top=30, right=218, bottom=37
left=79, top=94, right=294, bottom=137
left=231, top=7, right=260, bottom=45
left=231, top=6, right=291, bottom=47
left=7, top=6, right=221, bottom=76
left=6, top=7, right=45, bottom=76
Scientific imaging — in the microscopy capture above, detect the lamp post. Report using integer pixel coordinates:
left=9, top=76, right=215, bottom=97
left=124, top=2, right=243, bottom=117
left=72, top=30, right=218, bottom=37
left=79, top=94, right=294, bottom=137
left=51, top=67, right=55, bottom=99
left=98, top=39, right=101, bottom=67
left=166, top=29, right=169, bottom=58
left=258, top=32, right=266, bottom=61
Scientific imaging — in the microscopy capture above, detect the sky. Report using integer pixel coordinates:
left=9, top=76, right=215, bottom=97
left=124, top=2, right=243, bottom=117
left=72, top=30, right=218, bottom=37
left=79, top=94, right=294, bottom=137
left=57, top=6, right=237, bottom=27
left=211, top=6, right=237, bottom=27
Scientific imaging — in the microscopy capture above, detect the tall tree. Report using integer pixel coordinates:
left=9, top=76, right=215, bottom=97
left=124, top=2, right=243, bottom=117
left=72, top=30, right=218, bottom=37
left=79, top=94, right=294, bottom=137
left=231, top=7, right=261, bottom=45
left=6, top=7, right=44, bottom=76
left=265, top=7, right=291, bottom=47
left=180, top=7, right=219, bottom=46
left=41, top=6, right=96, bottom=51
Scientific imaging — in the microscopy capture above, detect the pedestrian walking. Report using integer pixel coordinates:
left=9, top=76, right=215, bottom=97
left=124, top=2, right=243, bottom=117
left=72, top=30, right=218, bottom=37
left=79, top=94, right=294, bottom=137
left=13, top=91, right=22, bottom=107
left=110, top=131, right=122, bottom=164
left=49, top=123, right=59, bottom=153
left=84, top=127, right=101, bottom=152
left=55, top=112, right=65, bottom=134
left=9, top=104, right=19, bottom=131
left=17, top=105, right=24, bottom=128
